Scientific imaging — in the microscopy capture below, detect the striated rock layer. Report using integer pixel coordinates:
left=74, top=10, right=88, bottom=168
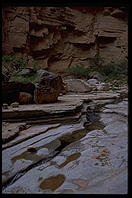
left=2, top=7, right=128, bottom=74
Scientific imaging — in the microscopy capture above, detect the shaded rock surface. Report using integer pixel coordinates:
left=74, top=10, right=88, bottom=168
left=2, top=72, right=9, bottom=82
left=2, top=81, right=35, bottom=105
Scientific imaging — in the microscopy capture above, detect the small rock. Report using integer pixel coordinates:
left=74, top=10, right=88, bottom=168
left=3, top=103, right=8, bottom=109
left=87, top=78, right=99, bottom=86
left=11, top=102, right=19, bottom=108
left=97, top=83, right=110, bottom=91
left=27, top=146, right=37, bottom=152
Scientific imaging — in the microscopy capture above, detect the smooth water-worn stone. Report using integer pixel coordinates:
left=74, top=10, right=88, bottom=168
left=102, top=101, right=128, bottom=117
left=3, top=126, right=127, bottom=194
left=2, top=123, right=84, bottom=185
left=2, top=89, right=128, bottom=194
left=2, top=123, right=60, bottom=149
left=3, top=103, right=128, bottom=194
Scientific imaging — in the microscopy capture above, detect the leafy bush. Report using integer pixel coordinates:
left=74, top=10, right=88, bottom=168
left=65, top=64, right=90, bottom=79
left=65, top=58, right=128, bottom=85
left=2, top=54, right=41, bottom=83
left=9, top=73, right=41, bottom=83
left=2, top=54, right=28, bottom=74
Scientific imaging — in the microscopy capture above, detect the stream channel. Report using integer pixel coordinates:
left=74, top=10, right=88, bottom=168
left=2, top=90, right=128, bottom=194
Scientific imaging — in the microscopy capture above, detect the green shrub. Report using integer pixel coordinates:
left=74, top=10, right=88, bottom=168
left=86, top=55, right=104, bottom=67
left=100, top=61, right=128, bottom=83
left=9, top=73, right=41, bottom=83
left=28, top=58, right=41, bottom=71
left=2, top=54, right=42, bottom=84
left=65, top=64, right=90, bottom=79
left=2, top=54, right=28, bottom=73
left=65, top=58, right=128, bottom=85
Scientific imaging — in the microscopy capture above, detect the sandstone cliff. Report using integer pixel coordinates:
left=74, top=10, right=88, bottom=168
left=2, top=7, right=128, bottom=74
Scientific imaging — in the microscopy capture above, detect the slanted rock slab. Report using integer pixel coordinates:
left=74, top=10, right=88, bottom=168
left=2, top=122, right=27, bottom=144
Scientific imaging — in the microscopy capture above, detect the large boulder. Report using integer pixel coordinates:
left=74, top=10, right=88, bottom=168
left=34, top=71, right=63, bottom=103
left=2, top=81, right=35, bottom=104
left=63, top=79, right=93, bottom=93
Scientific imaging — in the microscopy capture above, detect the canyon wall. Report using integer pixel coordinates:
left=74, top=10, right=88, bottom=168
left=2, top=7, right=128, bottom=74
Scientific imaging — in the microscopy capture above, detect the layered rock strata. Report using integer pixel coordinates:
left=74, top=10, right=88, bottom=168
left=2, top=7, right=128, bottom=73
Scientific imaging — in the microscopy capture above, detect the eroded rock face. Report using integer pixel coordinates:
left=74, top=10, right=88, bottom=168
left=34, top=71, right=63, bottom=103
left=2, top=7, right=128, bottom=73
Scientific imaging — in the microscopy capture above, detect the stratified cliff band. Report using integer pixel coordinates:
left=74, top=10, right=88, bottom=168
left=2, top=7, right=128, bottom=73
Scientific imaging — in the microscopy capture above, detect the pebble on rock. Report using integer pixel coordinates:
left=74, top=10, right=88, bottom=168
left=27, top=146, right=37, bottom=152
left=3, top=103, right=8, bottom=109
left=11, top=102, right=19, bottom=108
